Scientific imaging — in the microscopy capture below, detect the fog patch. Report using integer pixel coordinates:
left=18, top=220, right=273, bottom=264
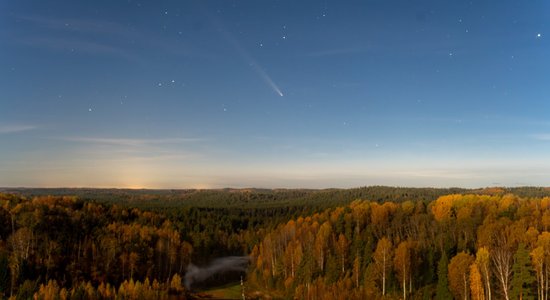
left=185, top=256, right=249, bottom=289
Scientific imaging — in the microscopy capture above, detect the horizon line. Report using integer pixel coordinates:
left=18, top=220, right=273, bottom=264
left=1, top=185, right=547, bottom=191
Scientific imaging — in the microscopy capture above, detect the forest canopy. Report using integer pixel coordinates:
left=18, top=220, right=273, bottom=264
left=2, top=187, right=550, bottom=299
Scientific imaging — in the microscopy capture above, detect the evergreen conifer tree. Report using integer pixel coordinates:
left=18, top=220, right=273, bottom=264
left=436, top=251, right=452, bottom=299
left=510, top=243, right=535, bottom=300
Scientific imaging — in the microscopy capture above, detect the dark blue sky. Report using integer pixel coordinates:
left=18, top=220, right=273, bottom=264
left=1, top=0, right=549, bottom=188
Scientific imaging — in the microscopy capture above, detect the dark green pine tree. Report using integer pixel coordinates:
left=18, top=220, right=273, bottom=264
left=511, top=243, right=535, bottom=300
left=324, top=254, right=340, bottom=284
left=436, top=251, right=452, bottom=300
left=423, top=248, right=436, bottom=285
left=0, top=252, right=9, bottom=296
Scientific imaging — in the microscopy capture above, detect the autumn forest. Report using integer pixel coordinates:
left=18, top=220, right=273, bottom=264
left=2, top=187, right=550, bottom=299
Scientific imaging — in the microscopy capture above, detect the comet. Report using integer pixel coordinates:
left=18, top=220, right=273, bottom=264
left=209, top=14, right=284, bottom=97
left=224, top=33, right=284, bottom=97
left=251, top=62, right=284, bottom=96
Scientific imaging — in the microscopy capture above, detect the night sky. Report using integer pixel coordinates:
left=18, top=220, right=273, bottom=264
left=1, top=0, right=549, bottom=188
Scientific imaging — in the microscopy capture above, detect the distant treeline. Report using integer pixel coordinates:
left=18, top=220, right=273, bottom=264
left=6, top=186, right=550, bottom=209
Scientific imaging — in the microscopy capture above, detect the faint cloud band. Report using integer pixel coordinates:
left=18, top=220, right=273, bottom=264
left=0, top=124, right=36, bottom=134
